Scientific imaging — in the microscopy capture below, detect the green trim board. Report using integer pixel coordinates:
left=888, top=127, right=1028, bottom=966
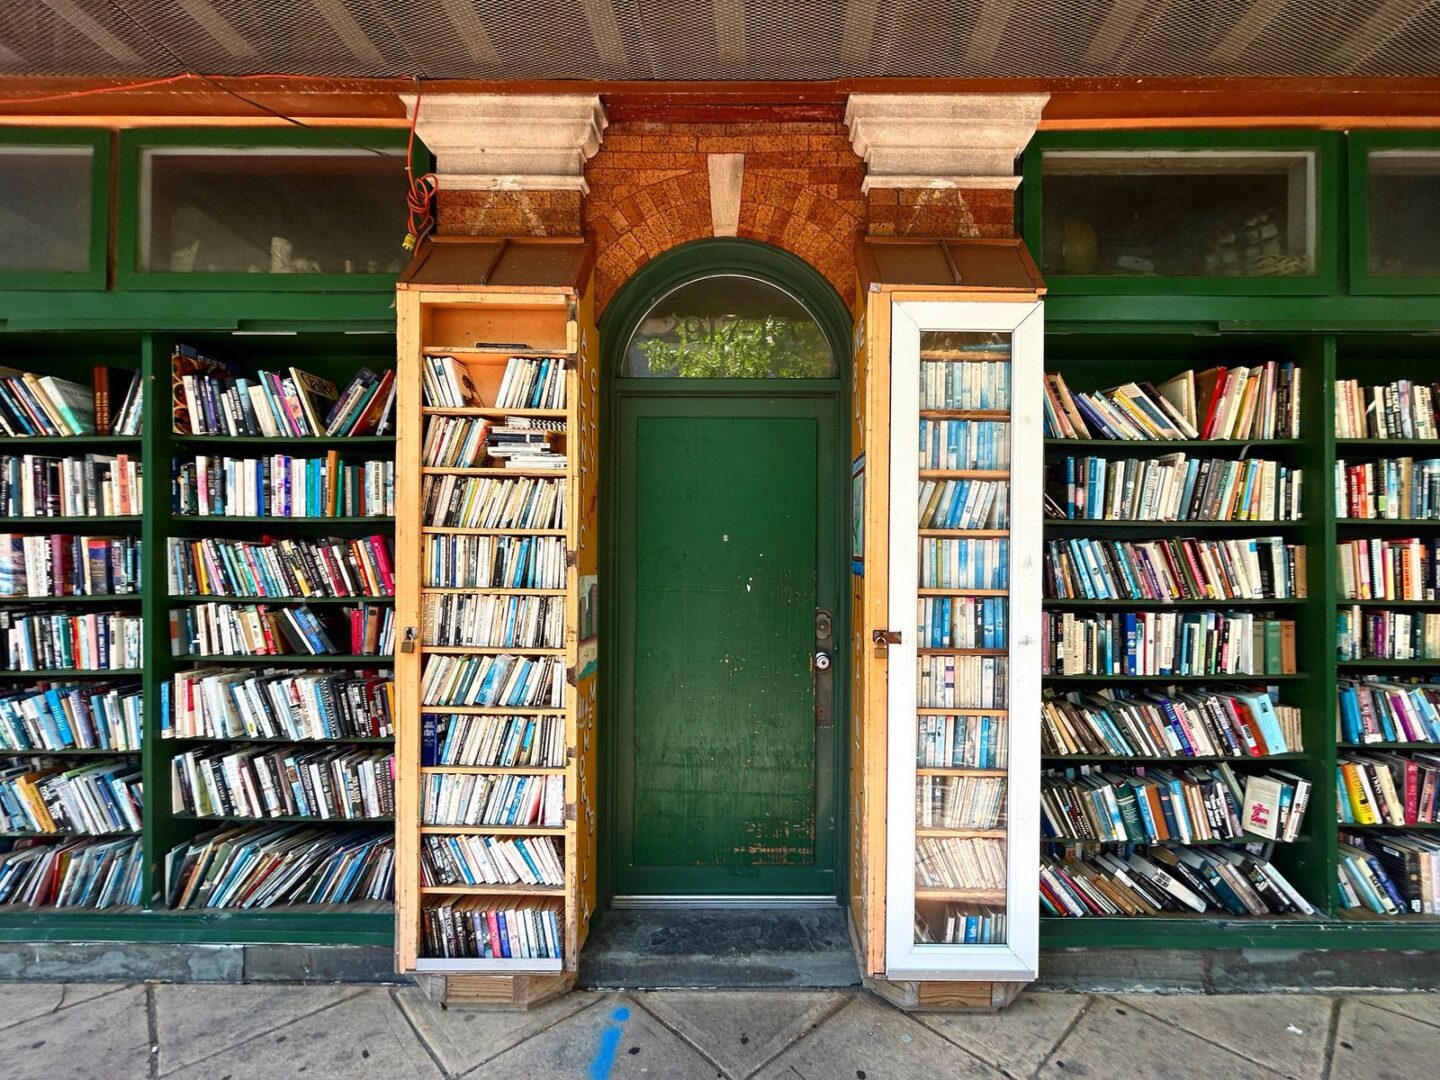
left=0, top=128, right=110, bottom=291
left=1022, top=129, right=1343, bottom=297
left=114, top=127, right=414, bottom=293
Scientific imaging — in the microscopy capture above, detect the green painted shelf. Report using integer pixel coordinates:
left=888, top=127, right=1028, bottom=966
left=0, top=594, right=141, bottom=603
left=0, top=516, right=140, bottom=526
left=1042, top=836, right=1283, bottom=846
left=1045, top=518, right=1305, bottom=529
left=0, top=435, right=141, bottom=448
left=1044, top=439, right=1304, bottom=450
left=1043, top=752, right=1309, bottom=762
left=171, top=814, right=393, bottom=825
left=1043, top=597, right=1306, bottom=607
left=0, top=668, right=142, bottom=678
left=1337, top=518, right=1440, bottom=527
left=163, top=735, right=392, bottom=745
left=173, top=435, right=396, bottom=448
left=174, top=516, right=394, bottom=526
left=1338, top=659, right=1440, bottom=668
left=1338, top=742, right=1440, bottom=750
left=1338, top=599, right=1440, bottom=607
left=1042, top=673, right=1304, bottom=683
left=0, top=746, right=140, bottom=756
left=169, top=595, right=393, bottom=605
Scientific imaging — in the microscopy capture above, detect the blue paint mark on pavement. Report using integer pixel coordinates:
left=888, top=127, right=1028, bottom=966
left=589, top=1005, right=631, bottom=1080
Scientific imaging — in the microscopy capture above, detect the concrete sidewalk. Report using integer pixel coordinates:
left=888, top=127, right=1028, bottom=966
left=0, top=981, right=1436, bottom=1080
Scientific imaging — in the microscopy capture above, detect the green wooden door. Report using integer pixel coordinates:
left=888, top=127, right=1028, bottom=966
left=613, top=391, right=842, bottom=896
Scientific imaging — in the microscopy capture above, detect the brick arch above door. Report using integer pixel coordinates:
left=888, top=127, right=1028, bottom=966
left=584, top=119, right=867, bottom=314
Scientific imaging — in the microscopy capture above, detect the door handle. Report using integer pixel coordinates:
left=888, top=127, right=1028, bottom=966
left=814, top=608, right=834, bottom=728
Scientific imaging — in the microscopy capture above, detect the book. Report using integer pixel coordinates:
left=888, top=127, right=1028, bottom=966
left=1041, top=687, right=1303, bottom=758
left=421, top=771, right=564, bottom=827
left=289, top=368, right=339, bottom=435
left=421, top=900, right=562, bottom=960
left=173, top=453, right=394, bottom=518
left=0, top=453, right=142, bottom=517
left=0, top=837, right=143, bottom=908
left=165, top=825, right=393, bottom=909
left=1042, top=610, right=1296, bottom=677
left=171, top=745, right=393, bottom=820
left=166, top=667, right=394, bottom=740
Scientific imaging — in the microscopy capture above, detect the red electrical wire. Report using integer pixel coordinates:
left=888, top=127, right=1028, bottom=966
left=404, top=79, right=438, bottom=250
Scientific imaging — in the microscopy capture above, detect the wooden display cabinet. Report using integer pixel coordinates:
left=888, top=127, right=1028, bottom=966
left=851, top=238, right=1045, bottom=1010
left=394, top=237, right=599, bottom=1006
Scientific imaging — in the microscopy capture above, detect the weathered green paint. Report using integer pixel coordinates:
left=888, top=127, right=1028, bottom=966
left=616, top=400, right=833, bottom=894
left=600, top=240, right=852, bottom=901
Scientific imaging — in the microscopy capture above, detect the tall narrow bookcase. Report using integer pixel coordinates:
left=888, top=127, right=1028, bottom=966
left=394, top=238, right=599, bottom=1005
left=852, top=239, right=1046, bottom=1009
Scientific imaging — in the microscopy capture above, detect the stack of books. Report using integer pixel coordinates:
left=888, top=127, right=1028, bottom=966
left=164, top=667, right=394, bottom=740
left=165, top=824, right=394, bottom=909
left=0, top=453, right=141, bottom=517
left=421, top=834, right=564, bottom=889
left=167, top=535, right=394, bottom=598
left=171, top=746, right=394, bottom=820
left=169, top=601, right=393, bottom=658
left=1336, top=458, right=1440, bottom=520
left=1339, top=606, right=1440, bottom=660
left=1338, top=678, right=1440, bottom=744
left=0, top=609, right=143, bottom=671
left=421, top=594, right=564, bottom=649
left=173, top=453, right=394, bottom=518
left=1044, top=536, right=1306, bottom=601
left=0, top=365, right=142, bottom=437
left=1042, top=610, right=1296, bottom=677
left=0, top=682, right=143, bottom=753
left=420, top=475, right=567, bottom=530
left=420, top=772, right=564, bottom=828
left=0, top=759, right=142, bottom=834
left=423, top=534, right=567, bottom=590
left=1040, top=764, right=1310, bottom=843
left=1047, top=454, right=1301, bottom=522
left=421, top=899, right=563, bottom=960
left=0, top=534, right=141, bottom=597
left=0, top=836, right=143, bottom=908
left=1044, top=363, right=1301, bottom=441
left=1336, top=378, right=1440, bottom=440
left=418, top=654, right=566, bottom=709
left=1338, top=831, right=1440, bottom=915
left=1042, top=846, right=1312, bottom=916
left=1041, top=687, right=1302, bottom=758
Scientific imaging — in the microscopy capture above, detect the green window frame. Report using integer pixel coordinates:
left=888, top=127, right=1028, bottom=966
left=1021, top=129, right=1342, bottom=297
left=0, top=128, right=109, bottom=291
left=1347, top=129, right=1440, bottom=296
left=116, top=127, right=416, bottom=293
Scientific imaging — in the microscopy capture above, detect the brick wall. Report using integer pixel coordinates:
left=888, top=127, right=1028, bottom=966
left=584, top=119, right=866, bottom=313
left=435, top=110, right=1018, bottom=313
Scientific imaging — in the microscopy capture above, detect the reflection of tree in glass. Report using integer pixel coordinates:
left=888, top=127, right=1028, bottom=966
left=638, top=313, right=830, bottom=378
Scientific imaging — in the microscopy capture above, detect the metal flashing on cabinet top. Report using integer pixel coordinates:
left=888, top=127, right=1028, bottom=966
left=857, top=238, right=1046, bottom=297
left=399, top=236, right=594, bottom=292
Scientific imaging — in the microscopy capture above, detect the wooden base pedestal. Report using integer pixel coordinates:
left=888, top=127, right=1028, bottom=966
left=412, top=971, right=577, bottom=1009
left=863, top=972, right=1025, bottom=1012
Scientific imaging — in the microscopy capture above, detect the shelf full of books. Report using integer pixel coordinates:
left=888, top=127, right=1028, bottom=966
left=160, top=339, right=399, bottom=917
left=885, top=298, right=1043, bottom=981
left=1332, top=358, right=1440, bottom=922
left=395, top=261, right=598, bottom=981
left=1037, top=341, right=1330, bottom=929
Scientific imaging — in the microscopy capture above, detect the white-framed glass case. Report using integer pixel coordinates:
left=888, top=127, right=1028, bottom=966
left=885, top=298, right=1042, bottom=982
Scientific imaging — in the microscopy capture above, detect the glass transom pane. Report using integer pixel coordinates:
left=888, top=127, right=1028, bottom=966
left=1040, top=149, right=1316, bottom=278
left=0, top=147, right=93, bottom=273
left=623, top=274, right=836, bottom=378
left=138, top=147, right=407, bottom=275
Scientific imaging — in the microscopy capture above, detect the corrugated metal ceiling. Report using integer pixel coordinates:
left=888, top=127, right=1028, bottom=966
left=1, top=0, right=1438, bottom=80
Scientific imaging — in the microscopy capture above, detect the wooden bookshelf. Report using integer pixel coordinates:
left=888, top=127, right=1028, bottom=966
left=394, top=237, right=598, bottom=1003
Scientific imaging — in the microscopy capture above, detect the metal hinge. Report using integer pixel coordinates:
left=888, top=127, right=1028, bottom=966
left=565, top=802, right=577, bottom=822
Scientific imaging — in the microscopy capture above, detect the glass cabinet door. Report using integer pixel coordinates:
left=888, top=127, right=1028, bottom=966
left=1039, top=149, right=1317, bottom=279
left=886, top=299, right=1041, bottom=981
left=1362, top=149, right=1440, bottom=278
left=129, top=142, right=408, bottom=284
